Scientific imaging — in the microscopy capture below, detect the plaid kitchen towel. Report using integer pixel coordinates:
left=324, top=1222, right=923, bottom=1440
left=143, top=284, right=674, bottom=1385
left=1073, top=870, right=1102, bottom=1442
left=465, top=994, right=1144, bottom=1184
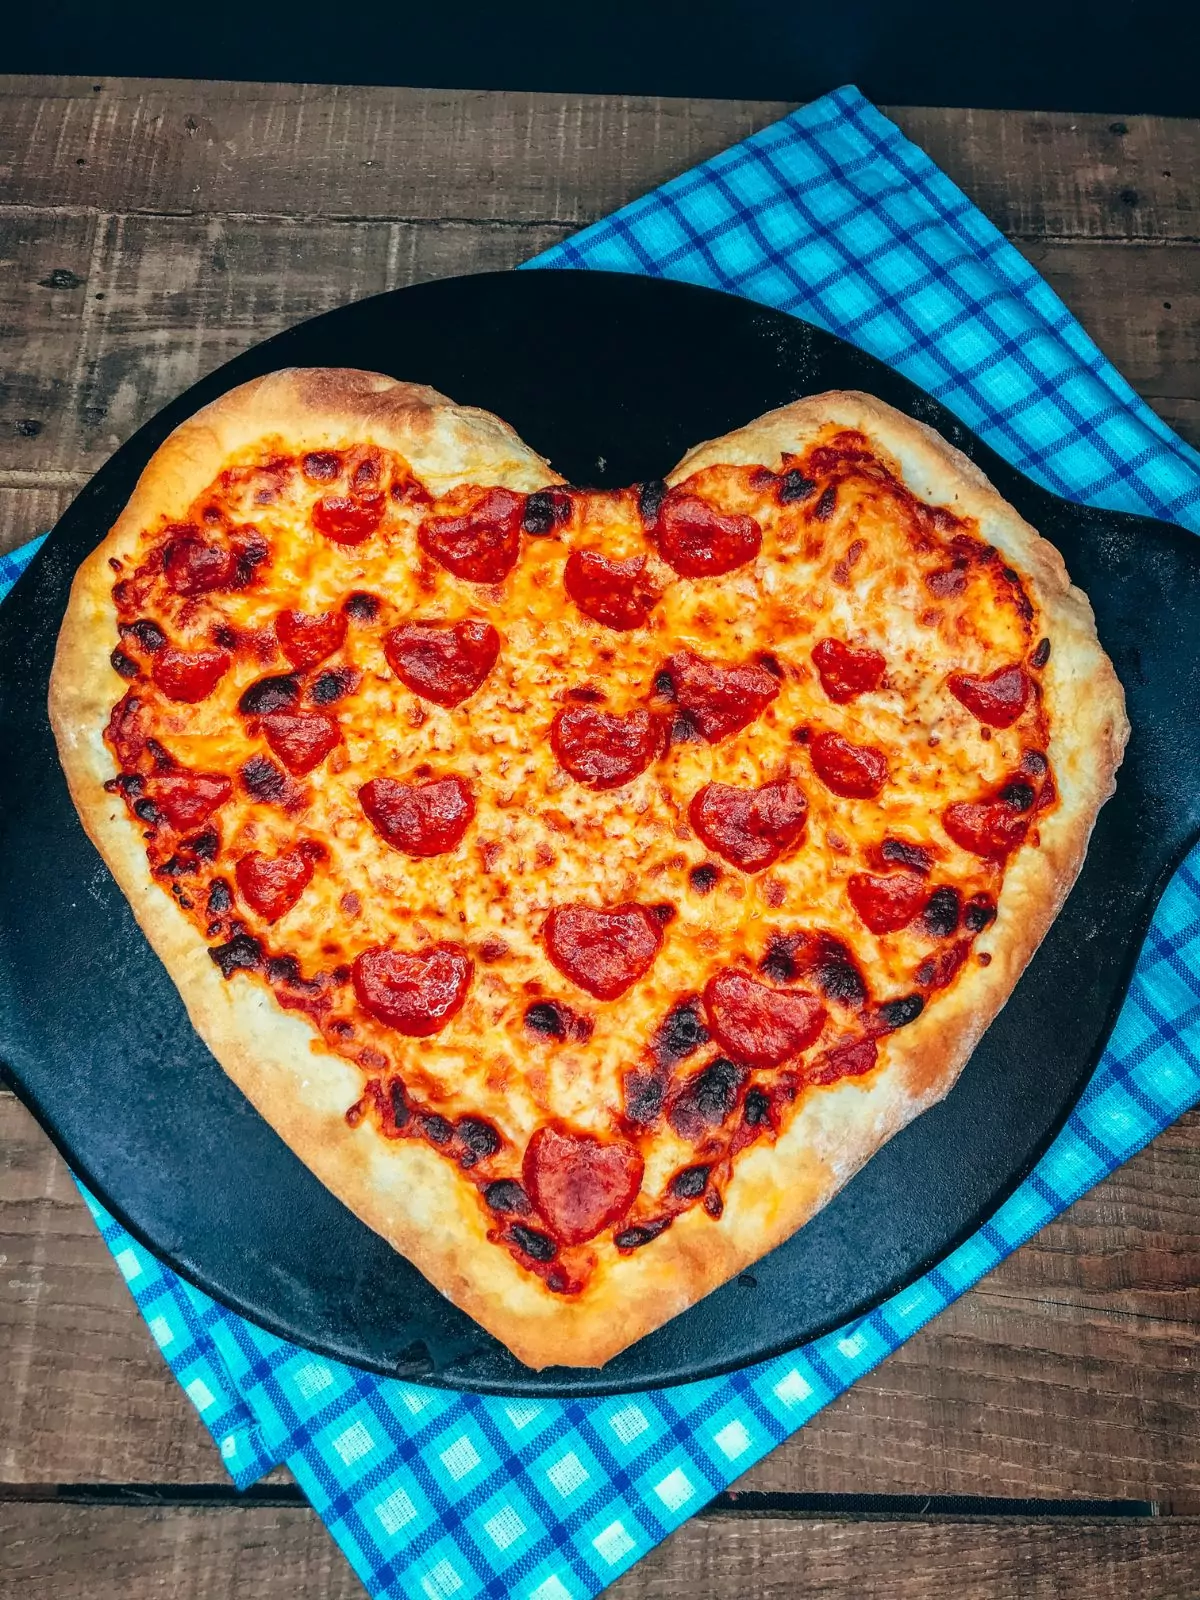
left=6, top=82, right=1200, bottom=1600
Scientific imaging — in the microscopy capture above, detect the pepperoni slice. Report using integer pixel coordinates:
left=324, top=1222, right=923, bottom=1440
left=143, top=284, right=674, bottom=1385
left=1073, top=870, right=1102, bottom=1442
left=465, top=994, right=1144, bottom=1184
left=948, top=664, right=1031, bottom=729
left=703, top=969, right=826, bottom=1067
left=810, top=731, right=888, bottom=798
left=689, top=779, right=807, bottom=872
left=809, top=1036, right=878, bottom=1086
left=655, top=493, right=761, bottom=577
left=149, top=771, right=232, bottom=831
left=234, top=846, right=316, bottom=923
left=105, top=693, right=150, bottom=768
left=563, top=549, right=658, bottom=630
left=352, top=943, right=473, bottom=1035
left=150, top=646, right=231, bottom=703
left=522, top=1125, right=644, bottom=1246
left=261, top=713, right=341, bottom=775
left=359, top=775, right=475, bottom=857
left=847, top=872, right=928, bottom=934
left=383, top=620, right=500, bottom=707
left=303, top=450, right=341, bottom=482
left=163, top=533, right=238, bottom=596
left=812, top=638, right=886, bottom=703
left=275, top=608, right=348, bottom=669
left=943, top=800, right=1029, bottom=860
left=663, top=649, right=779, bottom=743
left=418, top=487, right=524, bottom=583
left=550, top=706, right=664, bottom=789
left=312, top=492, right=385, bottom=545
left=544, top=904, right=663, bottom=1000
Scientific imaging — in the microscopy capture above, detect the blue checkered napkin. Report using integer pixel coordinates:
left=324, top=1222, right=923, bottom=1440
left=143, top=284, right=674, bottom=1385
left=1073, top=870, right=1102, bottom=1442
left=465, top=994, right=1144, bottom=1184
left=6, top=81, right=1200, bottom=1600
left=529, top=85, right=1200, bottom=531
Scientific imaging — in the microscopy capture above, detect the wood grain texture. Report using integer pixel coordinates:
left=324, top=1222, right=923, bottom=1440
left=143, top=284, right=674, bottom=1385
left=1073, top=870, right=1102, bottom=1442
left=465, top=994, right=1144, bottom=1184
left=2, top=1504, right=1199, bottom=1599
left=0, top=488, right=72, bottom=556
left=0, top=215, right=1196, bottom=494
left=1, top=78, right=1197, bottom=240
left=2, top=1093, right=1197, bottom=1496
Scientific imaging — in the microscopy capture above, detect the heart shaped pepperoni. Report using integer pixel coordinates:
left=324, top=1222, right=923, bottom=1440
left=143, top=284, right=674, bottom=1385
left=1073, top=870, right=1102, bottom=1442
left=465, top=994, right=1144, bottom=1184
left=384, top=620, right=500, bottom=707
left=551, top=706, right=665, bottom=789
left=661, top=649, right=779, bottom=743
left=150, top=646, right=231, bottom=703
left=419, top=487, right=524, bottom=583
left=689, top=778, right=807, bottom=872
left=149, top=770, right=232, bottom=831
left=947, top=664, right=1030, bottom=728
left=943, top=800, right=1029, bottom=860
left=847, top=872, right=928, bottom=934
left=163, top=532, right=239, bottom=596
left=261, top=712, right=342, bottom=775
left=564, top=549, right=658, bottom=630
left=312, top=492, right=385, bottom=546
left=544, top=903, right=663, bottom=1000
left=235, top=845, right=318, bottom=923
left=655, top=492, right=761, bottom=577
left=359, top=775, right=475, bottom=857
left=522, top=1125, right=644, bottom=1245
left=275, top=608, right=348, bottom=669
left=352, top=943, right=473, bottom=1035
left=812, top=637, right=886, bottom=703
left=703, top=969, right=826, bottom=1067
left=810, top=731, right=888, bottom=798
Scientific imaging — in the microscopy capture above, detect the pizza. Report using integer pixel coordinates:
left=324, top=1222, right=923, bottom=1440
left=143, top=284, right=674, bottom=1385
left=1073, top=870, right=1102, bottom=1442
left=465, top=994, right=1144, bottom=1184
left=49, top=368, right=1129, bottom=1369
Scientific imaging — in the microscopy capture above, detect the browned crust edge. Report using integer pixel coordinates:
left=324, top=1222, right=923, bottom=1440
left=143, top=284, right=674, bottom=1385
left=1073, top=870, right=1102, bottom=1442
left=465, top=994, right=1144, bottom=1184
left=48, top=374, right=1128, bottom=1369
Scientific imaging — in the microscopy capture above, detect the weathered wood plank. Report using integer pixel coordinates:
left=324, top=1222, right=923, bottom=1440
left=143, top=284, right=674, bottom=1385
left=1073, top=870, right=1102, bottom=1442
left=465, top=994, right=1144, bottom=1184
left=1024, top=242, right=1200, bottom=407
left=0, top=209, right=97, bottom=482
left=1, top=78, right=1197, bottom=242
left=0, top=212, right=570, bottom=481
left=3, top=1093, right=1197, bottom=1495
left=1, top=210, right=1196, bottom=486
left=0, top=487, right=72, bottom=556
left=2, top=1504, right=1199, bottom=1598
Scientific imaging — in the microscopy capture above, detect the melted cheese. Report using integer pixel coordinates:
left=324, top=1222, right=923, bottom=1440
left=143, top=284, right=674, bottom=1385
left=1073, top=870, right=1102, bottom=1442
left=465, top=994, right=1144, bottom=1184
left=104, top=430, right=1050, bottom=1237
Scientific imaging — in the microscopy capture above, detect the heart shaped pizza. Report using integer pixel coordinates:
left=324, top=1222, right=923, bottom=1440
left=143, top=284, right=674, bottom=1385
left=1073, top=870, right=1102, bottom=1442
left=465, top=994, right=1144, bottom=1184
left=50, top=368, right=1128, bottom=1368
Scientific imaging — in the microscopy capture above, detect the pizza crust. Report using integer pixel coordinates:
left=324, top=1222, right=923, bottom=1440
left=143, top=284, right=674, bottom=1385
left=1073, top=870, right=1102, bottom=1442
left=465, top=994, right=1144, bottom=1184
left=49, top=373, right=1128, bottom=1371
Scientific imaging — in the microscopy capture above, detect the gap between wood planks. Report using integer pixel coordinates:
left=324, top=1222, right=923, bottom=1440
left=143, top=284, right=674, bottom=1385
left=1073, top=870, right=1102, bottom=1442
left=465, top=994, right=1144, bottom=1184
left=2, top=201, right=1197, bottom=246
left=0, top=1484, right=1177, bottom=1518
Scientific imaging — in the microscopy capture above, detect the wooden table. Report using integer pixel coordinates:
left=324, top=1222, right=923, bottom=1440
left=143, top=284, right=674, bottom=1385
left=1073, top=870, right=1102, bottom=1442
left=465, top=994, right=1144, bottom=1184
left=1, top=74, right=1198, bottom=1598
